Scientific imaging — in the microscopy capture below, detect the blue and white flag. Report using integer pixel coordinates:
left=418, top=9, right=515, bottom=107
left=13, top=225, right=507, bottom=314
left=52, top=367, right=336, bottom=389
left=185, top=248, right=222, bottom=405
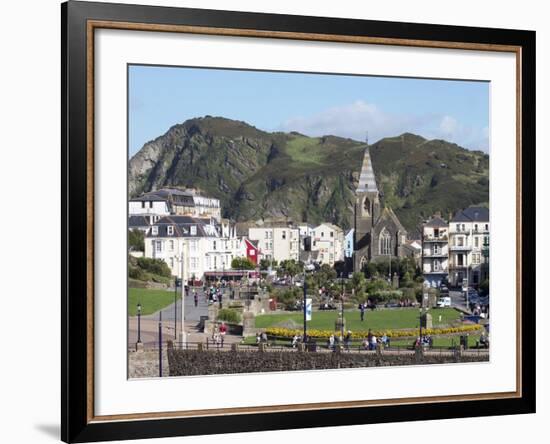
left=305, top=298, right=312, bottom=321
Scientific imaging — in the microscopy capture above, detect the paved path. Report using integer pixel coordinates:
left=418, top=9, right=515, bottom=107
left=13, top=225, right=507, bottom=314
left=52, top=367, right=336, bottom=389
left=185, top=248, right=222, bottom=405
left=129, top=287, right=239, bottom=348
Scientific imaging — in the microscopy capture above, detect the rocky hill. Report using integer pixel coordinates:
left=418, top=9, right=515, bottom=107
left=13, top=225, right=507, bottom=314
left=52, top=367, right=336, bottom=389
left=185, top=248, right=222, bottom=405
left=129, top=116, right=489, bottom=233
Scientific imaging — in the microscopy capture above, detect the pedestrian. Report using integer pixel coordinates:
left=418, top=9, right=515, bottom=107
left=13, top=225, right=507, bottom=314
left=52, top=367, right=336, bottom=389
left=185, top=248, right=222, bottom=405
left=344, top=330, right=352, bottom=351
left=193, top=290, right=198, bottom=307
left=359, top=303, right=365, bottom=321
left=218, top=291, right=223, bottom=309
left=328, top=334, right=335, bottom=350
left=219, top=322, right=227, bottom=348
left=370, top=333, right=377, bottom=350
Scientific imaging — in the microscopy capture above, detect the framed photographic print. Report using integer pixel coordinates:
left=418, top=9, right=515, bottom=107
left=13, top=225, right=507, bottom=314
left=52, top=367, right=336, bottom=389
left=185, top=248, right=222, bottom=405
left=62, top=0, right=536, bottom=442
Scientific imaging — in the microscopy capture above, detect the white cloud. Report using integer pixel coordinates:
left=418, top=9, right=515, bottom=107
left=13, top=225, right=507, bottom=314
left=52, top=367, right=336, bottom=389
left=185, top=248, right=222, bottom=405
left=278, top=100, right=489, bottom=153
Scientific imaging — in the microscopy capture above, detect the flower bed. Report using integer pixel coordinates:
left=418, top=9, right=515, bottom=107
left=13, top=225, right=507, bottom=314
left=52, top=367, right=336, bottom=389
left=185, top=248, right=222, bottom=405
left=264, top=324, right=483, bottom=339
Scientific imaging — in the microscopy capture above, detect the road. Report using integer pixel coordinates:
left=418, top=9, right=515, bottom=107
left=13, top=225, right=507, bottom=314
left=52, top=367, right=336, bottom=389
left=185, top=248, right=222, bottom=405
left=450, top=289, right=471, bottom=312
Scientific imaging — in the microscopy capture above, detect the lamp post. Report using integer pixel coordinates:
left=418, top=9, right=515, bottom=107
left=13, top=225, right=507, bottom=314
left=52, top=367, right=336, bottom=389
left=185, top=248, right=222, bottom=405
left=179, top=251, right=187, bottom=346
left=340, top=271, right=345, bottom=340
left=174, top=274, right=178, bottom=340
left=418, top=307, right=423, bottom=341
left=137, top=303, right=142, bottom=344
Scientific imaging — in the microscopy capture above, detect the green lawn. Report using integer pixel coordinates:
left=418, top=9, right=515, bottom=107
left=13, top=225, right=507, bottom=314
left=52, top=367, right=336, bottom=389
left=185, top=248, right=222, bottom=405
left=255, top=308, right=461, bottom=331
left=128, top=287, right=180, bottom=316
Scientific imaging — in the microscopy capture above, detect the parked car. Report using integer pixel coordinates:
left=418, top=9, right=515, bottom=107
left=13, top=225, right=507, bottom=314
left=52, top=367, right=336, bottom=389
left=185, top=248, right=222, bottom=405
left=436, top=296, right=452, bottom=307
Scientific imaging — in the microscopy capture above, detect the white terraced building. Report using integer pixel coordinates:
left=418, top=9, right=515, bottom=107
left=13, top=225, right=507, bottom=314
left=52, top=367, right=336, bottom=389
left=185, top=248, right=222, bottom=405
left=448, top=207, right=490, bottom=288
left=144, top=215, right=245, bottom=281
left=248, top=225, right=300, bottom=263
left=422, top=213, right=449, bottom=288
left=311, top=223, right=345, bottom=266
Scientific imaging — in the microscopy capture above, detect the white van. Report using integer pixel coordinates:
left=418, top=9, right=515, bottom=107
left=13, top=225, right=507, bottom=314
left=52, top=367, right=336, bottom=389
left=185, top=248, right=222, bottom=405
left=437, top=296, right=452, bottom=308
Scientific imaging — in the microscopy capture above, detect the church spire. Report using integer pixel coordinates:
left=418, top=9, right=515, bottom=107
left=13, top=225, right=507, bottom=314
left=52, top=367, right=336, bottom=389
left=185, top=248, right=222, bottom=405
left=356, top=144, right=378, bottom=193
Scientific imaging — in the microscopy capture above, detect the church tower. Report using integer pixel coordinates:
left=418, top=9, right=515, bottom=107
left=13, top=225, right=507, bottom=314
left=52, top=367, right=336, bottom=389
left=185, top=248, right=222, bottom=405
left=354, top=143, right=380, bottom=266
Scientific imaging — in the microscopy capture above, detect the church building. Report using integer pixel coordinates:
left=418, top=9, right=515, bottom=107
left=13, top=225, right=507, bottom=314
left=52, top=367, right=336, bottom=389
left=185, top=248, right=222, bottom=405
left=353, top=144, right=408, bottom=272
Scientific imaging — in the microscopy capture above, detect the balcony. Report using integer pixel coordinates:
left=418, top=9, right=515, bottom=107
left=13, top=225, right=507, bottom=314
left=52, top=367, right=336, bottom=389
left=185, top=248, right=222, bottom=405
left=449, top=263, right=467, bottom=269
left=449, top=245, right=472, bottom=251
left=423, top=235, right=448, bottom=242
left=423, top=252, right=447, bottom=258
left=423, top=268, right=448, bottom=274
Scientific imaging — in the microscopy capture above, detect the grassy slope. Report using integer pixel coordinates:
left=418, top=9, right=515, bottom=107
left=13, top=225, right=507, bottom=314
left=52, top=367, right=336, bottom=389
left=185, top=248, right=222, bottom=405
left=128, top=287, right=180, bottom=316
left=130, top=117, right=489, bottom=232
left=255, top=307, right=461, bottom=331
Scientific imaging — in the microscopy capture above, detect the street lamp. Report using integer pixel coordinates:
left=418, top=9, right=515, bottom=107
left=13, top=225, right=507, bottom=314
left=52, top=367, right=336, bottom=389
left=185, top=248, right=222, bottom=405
left=418, top=307, right=423, bottom=341
left=174, top=274, right=178, bottom=340
left=341, top=272, right=346, bottom=340
left=137, top=303, right=142, bottom=344
left=177, top=251, right=187, bottom=346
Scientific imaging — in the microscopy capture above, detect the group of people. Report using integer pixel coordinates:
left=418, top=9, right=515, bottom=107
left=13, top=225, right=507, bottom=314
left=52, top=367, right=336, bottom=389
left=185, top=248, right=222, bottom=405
left=203, top=284, right=224, bottom=308
left=415, top=335, right=433, bottom=348
left=211, top=321, right=228, bottom=348
left=256, top=331, right=268, bottom=344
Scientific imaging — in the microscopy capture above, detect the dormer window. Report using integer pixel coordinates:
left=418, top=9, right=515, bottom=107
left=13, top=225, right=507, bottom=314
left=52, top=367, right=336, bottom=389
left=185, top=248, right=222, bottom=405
left=167, top=226, right=174, bottom=236
left=190, top=225, right=197, bottom=236
left=151, top=226, right=158, bottom=236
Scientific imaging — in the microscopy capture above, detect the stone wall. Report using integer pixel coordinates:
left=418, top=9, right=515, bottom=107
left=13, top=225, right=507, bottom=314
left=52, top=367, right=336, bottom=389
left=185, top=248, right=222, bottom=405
left=167, top=349, right=488, bottom=377
left=128, top=349, right=169, bottom=378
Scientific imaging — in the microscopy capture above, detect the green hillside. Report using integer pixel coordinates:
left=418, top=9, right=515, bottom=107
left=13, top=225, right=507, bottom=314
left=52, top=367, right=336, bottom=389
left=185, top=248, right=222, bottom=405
left=129, top=116, right=489, bottom=233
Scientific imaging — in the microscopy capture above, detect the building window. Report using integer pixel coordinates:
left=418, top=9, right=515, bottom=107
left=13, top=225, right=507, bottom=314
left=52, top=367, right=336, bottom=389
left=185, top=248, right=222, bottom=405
left=151, top=226, right=158, bottom=235
left=457, top=237, right=464, bottom=247
left=190, top=225, right=197, bottom=235
left=321, top=232, right=324, bottom=237
left=434, top=228, right=439, bottom=237
left=457, top=254, right=464, bottom=266
left=433, top=245, right=441, bottom=255
left=155, top=240, right=162, bottom=252
left=169, top=240, right=174, bottom=251
left=282, top=231, right=286, bottom=240
left=213, top=240, right=216, bottom=250
left=141, top=201, right=145, bottom=208
left=474, top=237, right=479, bottom=248
left=167, top=225, right=174, bottom=236
left=330, top=231, right=334, bottom=238
left=434, top=260, right=441, bottom=271
left=474, top=224, right=478, bottom=232
left=379, top=229, right=391, bottom=255
left=456, top=224, right=461, bottom=232
left=485, top=224, right=489, bottom=231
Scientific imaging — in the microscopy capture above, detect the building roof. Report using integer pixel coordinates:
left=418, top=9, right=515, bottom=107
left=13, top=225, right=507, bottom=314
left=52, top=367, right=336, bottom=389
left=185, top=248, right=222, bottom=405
left=315, top=222, right=343, bottom=232
left=128, top=215, right=150, bottom=228
left=451, top=206, right=489, bottom=223
left=424, top=216, right=448, bottom=227
left=146, top=215, right=218, bottom=238
left=356, top=146, right=378, bottom=193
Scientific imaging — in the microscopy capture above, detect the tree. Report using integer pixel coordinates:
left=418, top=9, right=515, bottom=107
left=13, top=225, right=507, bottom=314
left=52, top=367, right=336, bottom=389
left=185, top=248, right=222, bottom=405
left=231, top=257, right=255, bottom=270
left=259, top=258, right=277, bottom=270
left=278, top=259, right=304, bottom=279
left=479, top=278, right=489, bottom=296
left=128, top=229, right=144, bottom=252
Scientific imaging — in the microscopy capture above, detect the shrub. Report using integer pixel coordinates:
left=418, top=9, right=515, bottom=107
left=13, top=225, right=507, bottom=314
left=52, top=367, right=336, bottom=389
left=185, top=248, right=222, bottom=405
left=136, top=257, right=172, bottom=278
left=232, top=256, right=255, bottom=270
left=128, top=229, right=145, bottom=251
left=217, top=309, right=242, bottom=324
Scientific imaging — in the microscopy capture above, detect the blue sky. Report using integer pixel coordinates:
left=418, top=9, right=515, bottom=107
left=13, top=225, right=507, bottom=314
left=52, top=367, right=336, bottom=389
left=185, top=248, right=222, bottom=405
left=129, top=65, right=489, bottom=157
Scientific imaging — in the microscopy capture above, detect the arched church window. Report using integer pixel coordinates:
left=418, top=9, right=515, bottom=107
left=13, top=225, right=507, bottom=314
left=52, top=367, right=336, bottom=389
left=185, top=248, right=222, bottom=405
left=380, top=228, right=391, bottom=255
left=363, top=197, right=371, bottom=215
